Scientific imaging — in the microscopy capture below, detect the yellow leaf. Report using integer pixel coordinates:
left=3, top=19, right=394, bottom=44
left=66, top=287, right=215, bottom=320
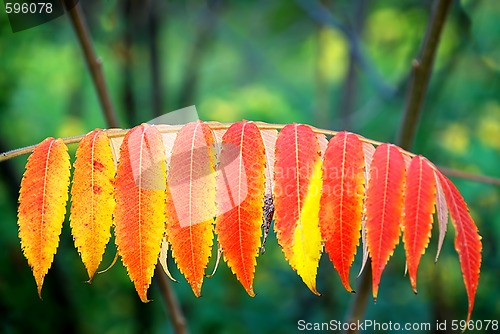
left=70, top=129, right=115, bottom=281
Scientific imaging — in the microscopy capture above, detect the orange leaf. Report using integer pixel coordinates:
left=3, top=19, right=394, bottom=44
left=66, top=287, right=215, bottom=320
left=365, top=143, right=406, bottom=300
left=274, top=124, right=323, bottom=295
left=401, top=156, right=436, bottom=293
left=166, top=121, right=216, bottom=297
left=70, top=129, right=115, bottom=281
left=114, top=124, right=167, bottom=302
left=436, top=171, right=482, bottom=322
left=319, top=131, right=365, bottom=292
left=18, top=137, right=71, bottom=297
left=214, top=121, right=265, bottom=296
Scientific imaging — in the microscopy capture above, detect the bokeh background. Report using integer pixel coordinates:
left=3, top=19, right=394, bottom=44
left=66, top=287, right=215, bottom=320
left=1, top=0, right=499, bottom=333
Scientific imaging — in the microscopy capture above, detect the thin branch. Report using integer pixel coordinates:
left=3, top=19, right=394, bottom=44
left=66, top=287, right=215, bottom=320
left=344, top=0, right=454, bottom=332
left=0, top=123, right=387, bottom=162
left=64, top=1, right=120, bottom=128
left=2, top=123, right=499, bottom=189
left=343, top=261, right=371, bottom=334
left=437, top=166, right=500, bottom=187
left=397, top=0, right=454, bottom=149
left=155, top=266, right=188, bottom=334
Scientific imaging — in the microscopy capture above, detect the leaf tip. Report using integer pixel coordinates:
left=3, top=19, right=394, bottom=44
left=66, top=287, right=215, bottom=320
left=191, top=284, right=202, bottom=298
left=410, top=276, right=418, bottom=294
left=341, top=281, right=354, bottom=293
left=139, top=292, right=151, bottom=303
left=35, top=275, right=44, bottom=299
left=37, top=286, right=43, bottom=300
left=245, top=286, right=256, bottom=297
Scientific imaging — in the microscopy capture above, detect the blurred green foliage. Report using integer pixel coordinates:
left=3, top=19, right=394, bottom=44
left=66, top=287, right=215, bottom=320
left=0, top=0, right=499, bottom=333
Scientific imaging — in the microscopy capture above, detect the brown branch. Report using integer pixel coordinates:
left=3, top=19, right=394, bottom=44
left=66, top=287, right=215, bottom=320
left=155, top=266, right=188, bottom=334
left=437, top=166, right=500, bottom=187
left=64, top=1, right=119, bottom=128
left=344, top=1, right=454, bottom=332
left=343, top=261, right=371, bottom=334
left=397, top=0, right=454, bottom=149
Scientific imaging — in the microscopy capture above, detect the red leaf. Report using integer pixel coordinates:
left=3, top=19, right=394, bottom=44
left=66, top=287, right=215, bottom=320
left=402, top=156, right=436, bottom=293
left=365, top=143, right=406, bottom=300
left=166, top=121, right=216, bottom=297
left=319, top=132, right=365, bottom=292
left=214, top=121, right=266, bottom=296
left=436, top=171, right=482, bottom=322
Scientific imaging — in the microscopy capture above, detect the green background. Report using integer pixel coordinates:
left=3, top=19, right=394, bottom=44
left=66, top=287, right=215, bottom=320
left=0, top=0, right=499, bottom=333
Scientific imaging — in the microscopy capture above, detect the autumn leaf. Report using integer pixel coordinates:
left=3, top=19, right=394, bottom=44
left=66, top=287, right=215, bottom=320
left=215, top=121, right=265, bottom=296
left=365, top=143, right=406, bottom=300
left=7, top=121, right=482, bottom=318
left=274, top=123, right=323, bottom=295
left=18, top=137, right=71, bottom=297
left=319, top=131, right=365, bottom=292
left=70, top=129, right=115, bottom=281
left=165, top=121, right=216, bottom=297
left=436, top=170, right=482, bottom=322
left=114, top=124, right=167, bottom=302
left=401, top=155, right=436, bottom=293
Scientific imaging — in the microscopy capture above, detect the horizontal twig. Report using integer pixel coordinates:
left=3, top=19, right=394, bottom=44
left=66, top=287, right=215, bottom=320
left=437, top=166, right=500, bottom=187
left=1, top=123, right=499, bottom=187
left=0, top=122, right=392, bottom=162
